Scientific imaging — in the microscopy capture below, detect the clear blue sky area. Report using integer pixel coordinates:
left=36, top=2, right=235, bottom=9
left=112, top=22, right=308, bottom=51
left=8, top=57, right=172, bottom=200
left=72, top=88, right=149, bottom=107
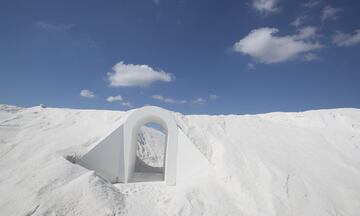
left=1, top=0, right=359, bottom=114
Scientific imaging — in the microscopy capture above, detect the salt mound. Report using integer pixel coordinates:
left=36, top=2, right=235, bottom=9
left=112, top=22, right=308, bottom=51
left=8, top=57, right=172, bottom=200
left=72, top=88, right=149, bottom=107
left=0, top=105, right=360, bottom=215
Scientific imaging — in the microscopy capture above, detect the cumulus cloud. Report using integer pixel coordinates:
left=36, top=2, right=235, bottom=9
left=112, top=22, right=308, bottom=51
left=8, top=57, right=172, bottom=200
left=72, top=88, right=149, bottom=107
left=192, top=98, right=206, bottom=105
left=209, top=94, right=219, bottom=100
left=151, top=95, right=187, bottom=104
left=321, top=5, right=343, bottom=22
left=251, top=0, right=279, bottom=14
left=107, top=61, right=174, bottom=87
left=332, top=30, right=360, bottom=47
left=106, top=95, right=123, bottom=102
left=80, top=89, right=95, bottom=98
left=34, top=21, right=75, bottom=31
left=233, top=27, right=323, bottom=63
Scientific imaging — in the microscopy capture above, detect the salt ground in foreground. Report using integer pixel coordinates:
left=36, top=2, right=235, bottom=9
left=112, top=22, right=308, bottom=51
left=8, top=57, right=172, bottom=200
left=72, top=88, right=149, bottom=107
left=0, top=104, right=360, bottom=215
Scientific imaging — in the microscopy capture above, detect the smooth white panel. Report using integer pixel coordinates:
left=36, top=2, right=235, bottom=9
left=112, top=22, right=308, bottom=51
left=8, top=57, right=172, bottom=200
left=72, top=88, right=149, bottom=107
left=77, top=125, right=124, bottom=182
left=176, top=129, right=210, bottom=185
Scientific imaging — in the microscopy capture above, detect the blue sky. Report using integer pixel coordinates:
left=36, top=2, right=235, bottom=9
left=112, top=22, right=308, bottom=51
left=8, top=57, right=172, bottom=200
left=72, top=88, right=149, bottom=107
left=1, top=0, right=359, bottom=114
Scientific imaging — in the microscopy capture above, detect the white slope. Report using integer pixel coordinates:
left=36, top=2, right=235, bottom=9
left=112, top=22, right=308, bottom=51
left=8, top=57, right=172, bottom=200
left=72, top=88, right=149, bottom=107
left=0, top=105, right=360, bottom=216
left=0, top=104, right=22, bottom=121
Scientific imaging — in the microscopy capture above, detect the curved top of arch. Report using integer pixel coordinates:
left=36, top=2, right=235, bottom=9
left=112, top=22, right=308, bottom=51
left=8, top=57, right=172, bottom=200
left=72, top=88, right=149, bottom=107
left=122, top=106, right=176, bottom=132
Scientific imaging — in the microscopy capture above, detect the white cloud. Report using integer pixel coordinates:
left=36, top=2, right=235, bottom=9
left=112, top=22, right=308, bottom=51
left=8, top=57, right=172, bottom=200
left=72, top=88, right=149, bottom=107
left=209, top=94, right=219, bottom=100
left=303, top=53, right=319, bottom=61
left=290, top=16, right=306, bottom=27
left=332, top=30, right=360, bottom=47
left=251, top=0, right=279, bottom=14
left=34, top=21, right=75, bottom=31
left=151, top=95, right=187, bottom=104
left=121, top=102, right=133, bottom=107
left=107, top=61, right=174, bottom=87
left=248, top=63, right=256, bottom=70
left=321, top=5, right=343, bottom=22
left=192, top=98, right=206, bottom=105
left=106, top=95, right=123, bottom=102
left=233, top=27, right=323, bottom=63
left=295, top=26, right=318, bottom=39
left=302, top=0, right=320, bottom=8
left=80, top=89, right=95, bottom=98
left=151, top=95, right=163, bottom=100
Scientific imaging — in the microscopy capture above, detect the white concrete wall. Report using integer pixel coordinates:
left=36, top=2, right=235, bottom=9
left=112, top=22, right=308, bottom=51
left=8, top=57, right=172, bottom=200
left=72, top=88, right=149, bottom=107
left=78, top=106, right=179, bottom=185
left=176, top=129, right=210, bottom=185
left=77, top=125, right=124, bottom=183
left=123, top=106, right=178, bottom=185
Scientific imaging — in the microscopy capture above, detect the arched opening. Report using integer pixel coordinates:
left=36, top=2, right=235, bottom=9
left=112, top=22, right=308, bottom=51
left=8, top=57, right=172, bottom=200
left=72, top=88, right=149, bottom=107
left=77, top=106, right=178, bottom=185
left=131, top=122, right=167, bottom=182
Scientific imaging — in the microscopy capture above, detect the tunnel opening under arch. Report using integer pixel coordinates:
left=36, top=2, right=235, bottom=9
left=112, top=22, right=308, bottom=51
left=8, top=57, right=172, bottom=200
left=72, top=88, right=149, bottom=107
left=131, top=122, right=167, bottom=182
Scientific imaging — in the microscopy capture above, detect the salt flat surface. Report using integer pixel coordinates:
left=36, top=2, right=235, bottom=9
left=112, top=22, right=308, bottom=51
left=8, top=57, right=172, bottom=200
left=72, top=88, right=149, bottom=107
left=0, top=105, right=360, bottom=215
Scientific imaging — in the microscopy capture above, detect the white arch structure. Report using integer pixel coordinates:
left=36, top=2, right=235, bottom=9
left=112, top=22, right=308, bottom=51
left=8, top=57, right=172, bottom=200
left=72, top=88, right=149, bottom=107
left=78, top=106, right=178, bottom=185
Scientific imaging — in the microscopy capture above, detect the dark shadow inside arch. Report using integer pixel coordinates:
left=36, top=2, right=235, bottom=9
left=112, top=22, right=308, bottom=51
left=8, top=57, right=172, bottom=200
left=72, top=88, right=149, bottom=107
left=131, top=122, right=166, bottom=183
